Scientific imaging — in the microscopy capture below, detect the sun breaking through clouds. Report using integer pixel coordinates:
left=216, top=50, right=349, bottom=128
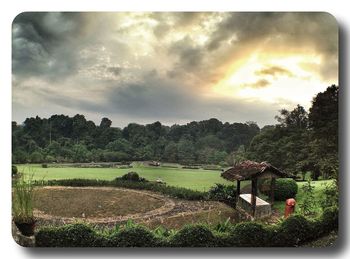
left=12, top=12, right=338, bottom=127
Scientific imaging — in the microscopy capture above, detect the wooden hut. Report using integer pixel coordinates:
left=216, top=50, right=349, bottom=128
left=221, top=160, right=292, bottom=218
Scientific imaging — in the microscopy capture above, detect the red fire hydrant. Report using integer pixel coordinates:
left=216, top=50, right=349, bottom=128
left=284, top=198, right=296, bottom=218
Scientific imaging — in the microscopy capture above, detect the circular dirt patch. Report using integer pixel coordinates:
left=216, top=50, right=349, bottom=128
left=34, top=187, right=175, bottom=223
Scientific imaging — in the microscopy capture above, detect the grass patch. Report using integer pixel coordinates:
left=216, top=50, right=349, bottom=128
left=18, top=163, right=231, bottom=191
left=273, top=180, right=331, bottom=215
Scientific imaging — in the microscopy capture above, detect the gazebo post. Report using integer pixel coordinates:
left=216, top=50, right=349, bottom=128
left=236, top=180, right=240, bottom=208
left=270, top=177, right=276, bottom=205
left=251, top=178, right=257, bottom=217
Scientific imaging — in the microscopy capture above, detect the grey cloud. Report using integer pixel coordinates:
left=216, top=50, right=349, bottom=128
left=22, top=71, right=279, bottom=127
left=243, top=79, right=270, bottom=89
left=206, top=12, right=338, bottom=81
left=106, top=66, right=123, bottom=77
left=12, top=12, right=338, bottom=127
left=255, top=66, right=293, bottom=78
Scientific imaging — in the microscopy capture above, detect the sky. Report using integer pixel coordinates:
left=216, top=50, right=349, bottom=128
left=12, top=12, right=338, bottom=127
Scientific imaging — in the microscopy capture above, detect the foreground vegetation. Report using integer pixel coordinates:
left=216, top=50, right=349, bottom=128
left=35, top=206, right=338, bottom=247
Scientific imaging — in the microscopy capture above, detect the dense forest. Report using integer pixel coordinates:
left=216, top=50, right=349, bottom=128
left=12, top=85, right=338, bottom=179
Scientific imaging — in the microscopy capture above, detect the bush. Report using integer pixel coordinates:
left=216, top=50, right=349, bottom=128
left=273, top=179, right=298, bottom=201
left=170, top=225, right=216, bottom=247
left=274, top=215, right=311, bottom=246
left=41, top=164, right=48, bottom=168
left=321, top=206, right=338, bottom=233
left=208, top=184, right=236, bottom=206
left=29, top=151, right=44, bottom=163
left=120, top=172, right=140, bottom=181
left=230, top=222, right=268, bottom=247
left=34, top=206, right=338, bottom=247
left=36, top=224, right=99, bottom=247
left=12, top=165, right=18, bottom=177
left=43, top=178, right=111, bottom=187
left=110, top=226, right=160, bottom=247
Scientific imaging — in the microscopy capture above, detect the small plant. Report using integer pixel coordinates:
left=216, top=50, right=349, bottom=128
left=124, top=219, right=137, bottom=229
left=12, top=174, right=36, bottom=236
left=299, top=179, right=317, bottom=216
left=214, top=217, right=231, bottom=233
left=12, top=165, right=18, bottom=177
left=319, top=180, right=339, bottom=210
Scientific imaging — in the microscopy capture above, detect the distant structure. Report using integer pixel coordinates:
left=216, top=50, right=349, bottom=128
left=221, top=160, right=292, bottom=218
left=148, top=161, right=161, bottom=167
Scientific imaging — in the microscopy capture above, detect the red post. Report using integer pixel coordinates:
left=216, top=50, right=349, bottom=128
left=284, top=198, right=296, bottom=218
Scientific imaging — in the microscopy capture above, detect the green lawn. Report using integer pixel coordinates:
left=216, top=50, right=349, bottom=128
left=17, top=163, right=232, bottom=191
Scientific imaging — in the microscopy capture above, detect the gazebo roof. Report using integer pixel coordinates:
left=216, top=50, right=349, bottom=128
left=221, top=160, right=292, bottom=181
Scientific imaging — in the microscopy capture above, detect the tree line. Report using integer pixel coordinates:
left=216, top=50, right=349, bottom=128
left=12, top=85, right=338, bottom=179
left=245, top=85, right=338, bottom=180
left=12, top=116, right=259, bottom=166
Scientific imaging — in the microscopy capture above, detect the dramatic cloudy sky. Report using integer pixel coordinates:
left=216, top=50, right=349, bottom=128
left=12, top=12, right=338, bottom=127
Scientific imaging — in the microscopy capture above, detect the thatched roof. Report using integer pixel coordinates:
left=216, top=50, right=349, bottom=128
left=221, top=160, right=292, bottom=181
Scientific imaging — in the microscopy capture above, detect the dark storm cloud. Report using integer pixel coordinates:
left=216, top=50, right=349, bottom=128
left=12, top=12, right=84, bottom=81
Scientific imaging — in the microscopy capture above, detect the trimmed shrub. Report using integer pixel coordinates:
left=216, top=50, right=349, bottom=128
left=116, top=172, right=147, bottom=182
left=41, top=164, right=48, bottom=168
left=110, top=226, right=160, bottom=247
left=12, top=165, right=18, bottom=177
left=208, top=184, right=236, bottom=206
left=36, top=224, right=98, bottom=247
left=170, top=225, right=216, bottom=247
left=230, top=222, right=269, bottom=247
left=120, top=172, right=140, bottom=181
left=274, top=215, right=311, bottom=246
left=274, top=179, right=298, bottom=201
left=42, top=178, right=111, bottom=187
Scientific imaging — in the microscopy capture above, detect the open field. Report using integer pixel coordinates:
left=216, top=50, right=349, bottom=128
left=33, top=186, right=238, bottom=230
left=18, top=163, right=232, bottom=191
left=34, top=187, right=165, bottom=218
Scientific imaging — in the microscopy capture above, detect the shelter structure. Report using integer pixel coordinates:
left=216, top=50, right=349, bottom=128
left=221, top=160, right=292, bottom=218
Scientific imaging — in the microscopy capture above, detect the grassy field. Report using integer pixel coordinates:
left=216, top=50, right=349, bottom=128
left=18, top=163, right=231, bottom=191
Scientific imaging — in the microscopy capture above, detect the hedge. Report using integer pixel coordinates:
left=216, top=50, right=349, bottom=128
left=35, top=207, right=338, bottom=247
left=274, top=179, right=298, bottom=201
left=170, top=225, right=216, bottom=247
left=36, top=178, right=209, bottom=201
